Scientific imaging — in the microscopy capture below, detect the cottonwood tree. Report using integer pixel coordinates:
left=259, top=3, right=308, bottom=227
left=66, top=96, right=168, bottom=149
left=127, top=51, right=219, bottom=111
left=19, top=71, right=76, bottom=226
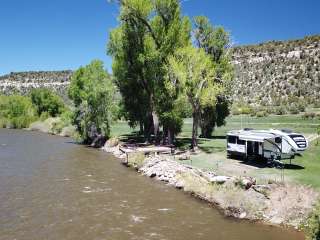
left=166, top=46, right=223, bottom=149
left=68, top=60, right=115, bottom=145
left=193, top=16, right=233, bottom=138
left=108, top=0, right=190, bottom=143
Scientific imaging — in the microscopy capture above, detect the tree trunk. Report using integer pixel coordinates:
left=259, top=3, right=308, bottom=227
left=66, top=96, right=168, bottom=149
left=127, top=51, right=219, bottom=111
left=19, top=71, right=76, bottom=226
left=191, top=109, right=199, bottom=150
left=162, top=126, right=167, bottom=145
left=152, top=111, right=160, bottom=145
left=139, top=120, right=144, bottom=135
left=149, top=94, right=160, bottom=145
left=167, top=129, right=173, bottom=145
left=144, top=114, right=153, bottom=143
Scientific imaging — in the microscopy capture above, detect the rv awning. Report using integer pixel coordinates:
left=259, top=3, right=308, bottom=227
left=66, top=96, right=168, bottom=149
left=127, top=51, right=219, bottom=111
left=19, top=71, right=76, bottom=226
left=238, top=133, right=276, bottom=142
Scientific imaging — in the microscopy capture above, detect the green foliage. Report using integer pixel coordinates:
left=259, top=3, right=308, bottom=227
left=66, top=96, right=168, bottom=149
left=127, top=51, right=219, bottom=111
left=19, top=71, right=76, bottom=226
left=288, top=104, right=300, bottom=114
left=193, top=16, right=233, bottom=137
left=166, top=45, right=222, bottom=147
left=255, top=111, right=268, bottom=118
left=231, top=104, right=253, bottom=115
left=166, top=46, right=220, bottom=108
left=306, top=202, right=320, bottom=240
left=302, top=112, right=316, bottom=120
left=108, top=0, right=191, bottom=141
left=0, top=95, right=37, bottom=128
left=39, top=111, right=50, bottom=121
left=68, top=60, right=115, bottom=144
left=30, top=88, right=65, bottom=117
left=51, top=110, right=73, bottom=134
left=200, top=97, right=230, bottom=137
left=159, top=97, right=184, bottom=143
left=273, top=106, right=287, bottom=115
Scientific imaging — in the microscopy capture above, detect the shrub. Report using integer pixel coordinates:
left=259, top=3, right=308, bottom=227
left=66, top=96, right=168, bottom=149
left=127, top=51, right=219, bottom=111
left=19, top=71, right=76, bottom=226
left=231, top=106, right=241, bottom=115
left=256, top=111, right=268, bottom=118
left=231, top=104, right=253, bottom=115
left=288, top=105, right=300, bottom=114
left=313, top=101, right=320, bottom=108
left=0, top=95, right=37, bottom=128
left=30, top=88, right=65, bottom=117
left=127, top=152, right=145, bottom=169
left=39, top=111, right=50, bottom=121
left=274, top=106, right=286, bottom=115
left=297, top=101, right=306, bottom=112
left=241, top=106, right=253, bottom=115
left=303, top=112, right=316, bottom=120
left=50, top=110, right=73, bottom=134
left=265, top=107, right=274, bottom=114
left=305, top=202, right=320, bottom=240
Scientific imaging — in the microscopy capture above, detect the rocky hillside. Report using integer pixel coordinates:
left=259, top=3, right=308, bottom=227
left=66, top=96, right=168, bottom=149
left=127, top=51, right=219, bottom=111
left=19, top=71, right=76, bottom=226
left=231, top=35, right=320, bottom=108
left=0, top=71, right=72, bottom=99
left=1, top=35, right=319, bottom=109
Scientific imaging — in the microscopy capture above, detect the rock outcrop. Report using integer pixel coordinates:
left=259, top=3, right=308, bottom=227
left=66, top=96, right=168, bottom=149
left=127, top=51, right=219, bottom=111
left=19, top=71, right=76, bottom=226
left=231, top=35, right=320, bottom=107
left=1, top=35, right=319, bottom=108
left=0, top=71, right=72, bottom=100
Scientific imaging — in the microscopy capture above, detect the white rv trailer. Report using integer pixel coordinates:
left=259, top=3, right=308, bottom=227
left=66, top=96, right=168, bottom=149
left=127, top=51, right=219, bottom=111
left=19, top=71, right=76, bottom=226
left=268, top=129, right=308, bottom=152
left=226, top=129, right=308, bottom=161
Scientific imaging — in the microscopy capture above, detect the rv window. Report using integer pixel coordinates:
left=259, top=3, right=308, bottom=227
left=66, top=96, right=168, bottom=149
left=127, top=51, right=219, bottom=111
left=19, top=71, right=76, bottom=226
left=237, top=139, right=246, bottom=145
left=275, top=137, right=282, bottom=144
left=228, top=136, right=237, bottom=144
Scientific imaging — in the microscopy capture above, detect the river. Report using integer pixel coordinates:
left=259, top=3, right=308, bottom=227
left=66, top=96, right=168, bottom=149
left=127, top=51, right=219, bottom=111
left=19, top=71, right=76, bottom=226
left=0, top=129, right=304, bottom=240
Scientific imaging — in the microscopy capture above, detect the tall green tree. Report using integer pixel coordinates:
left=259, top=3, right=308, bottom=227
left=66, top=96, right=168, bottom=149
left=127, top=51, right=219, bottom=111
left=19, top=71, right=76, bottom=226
left=68, top=60, right=115, bottom=145
left=108, top=0, right=190, bottom=143
left=193, top=16, right=233, bottom=137
left=166, top=46, right=223, bottom=149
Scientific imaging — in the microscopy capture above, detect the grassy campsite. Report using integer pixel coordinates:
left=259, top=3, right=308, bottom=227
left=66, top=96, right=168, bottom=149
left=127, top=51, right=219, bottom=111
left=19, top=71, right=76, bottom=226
left=111, top=112, right=320, bottom=189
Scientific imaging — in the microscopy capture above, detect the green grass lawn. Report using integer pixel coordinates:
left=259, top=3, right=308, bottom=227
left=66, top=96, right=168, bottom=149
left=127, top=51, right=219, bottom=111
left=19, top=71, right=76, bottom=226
left=180, top=114, right=320, bottom=137
left=282, top=142, right=320, bottom=187
left=112, top=114, right=319, bottom=138
left=111, top=114, right=320, bottom=189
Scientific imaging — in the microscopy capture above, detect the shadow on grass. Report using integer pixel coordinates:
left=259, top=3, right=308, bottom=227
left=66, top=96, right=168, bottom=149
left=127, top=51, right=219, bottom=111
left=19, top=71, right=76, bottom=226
left=175, top=137, right=226, bottom=154
left=199, top=135, right=227, bottom=140
left=280, top=163, right=305, bottom=170
left=229, top=155, right=305, bottom=170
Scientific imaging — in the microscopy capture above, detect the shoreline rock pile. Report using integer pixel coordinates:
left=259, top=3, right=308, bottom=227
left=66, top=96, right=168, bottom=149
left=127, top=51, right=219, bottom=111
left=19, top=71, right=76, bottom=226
left=102, top=140, right=318, bottom=228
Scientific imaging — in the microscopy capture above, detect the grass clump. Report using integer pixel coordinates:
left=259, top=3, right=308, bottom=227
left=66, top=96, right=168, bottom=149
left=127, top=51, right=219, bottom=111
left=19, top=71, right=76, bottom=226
left=305, top=202, right=320, bottom=240
left=176, top=172, right=264, bottom=219
left=127, top=152, right=146, bottom=169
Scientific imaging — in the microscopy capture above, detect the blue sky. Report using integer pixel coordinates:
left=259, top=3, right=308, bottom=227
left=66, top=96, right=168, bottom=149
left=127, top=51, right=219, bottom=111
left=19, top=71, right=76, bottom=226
left=0, top=0, right=319, bottom=75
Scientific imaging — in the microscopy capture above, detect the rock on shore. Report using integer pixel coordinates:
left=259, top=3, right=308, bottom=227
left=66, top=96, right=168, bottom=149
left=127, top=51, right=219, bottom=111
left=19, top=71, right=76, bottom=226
left=102, top=143, right=318, bottom=228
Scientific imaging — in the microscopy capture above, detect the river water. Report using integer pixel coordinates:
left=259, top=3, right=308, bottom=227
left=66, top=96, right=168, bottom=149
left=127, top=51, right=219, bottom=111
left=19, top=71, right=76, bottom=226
left=0, top=129, right=304, bottom=240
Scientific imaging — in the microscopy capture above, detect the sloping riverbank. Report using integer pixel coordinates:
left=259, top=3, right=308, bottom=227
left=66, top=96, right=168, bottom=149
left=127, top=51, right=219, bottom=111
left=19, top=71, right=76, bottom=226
left=21, top=125, right=319, bottom=230
left=103, top=141, right=318, bottom=229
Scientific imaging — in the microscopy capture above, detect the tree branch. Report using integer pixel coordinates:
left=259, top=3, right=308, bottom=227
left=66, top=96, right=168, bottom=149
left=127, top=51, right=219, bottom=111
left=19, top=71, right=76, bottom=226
left=118, top=0, right=161, bottom=49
